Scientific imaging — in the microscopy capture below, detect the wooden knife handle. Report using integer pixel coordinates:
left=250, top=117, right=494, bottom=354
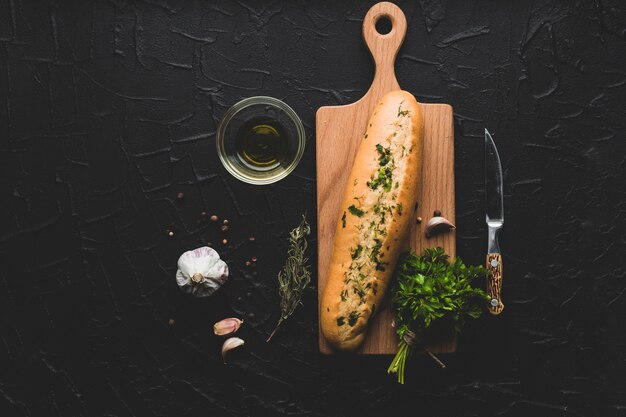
left=486, top=253, right=504, bottom=315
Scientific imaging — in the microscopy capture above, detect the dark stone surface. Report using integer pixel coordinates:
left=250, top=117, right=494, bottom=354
left=1, top=1, right=625, bottom=416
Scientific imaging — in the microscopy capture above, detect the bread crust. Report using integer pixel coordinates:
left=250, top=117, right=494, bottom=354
left=320, top=90, right=423, bottom=351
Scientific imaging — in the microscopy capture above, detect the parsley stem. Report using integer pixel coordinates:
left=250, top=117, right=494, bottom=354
left=387, top=342, right=411, bottom=384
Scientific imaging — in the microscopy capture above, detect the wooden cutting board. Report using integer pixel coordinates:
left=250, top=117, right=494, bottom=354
left=316, top=2, right=456, bottom=354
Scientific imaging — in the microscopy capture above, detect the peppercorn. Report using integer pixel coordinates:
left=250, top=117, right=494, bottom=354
left=221, top=225, right=229, bottom=233
left=223, top=219, right=229, bottom=225
left=249, top=236, right=256, bottom=242
left=246, top=292, right=253, bottom=298
left=222, top=239, right=228, bottom=245
left=416, top=217, right=422, bottom=224
left=168, top=318, right=175, bottom=326
left=434, top=210, right=442, bottom=217
left=245, top=261, right=251, bottom=267
left=248, top=312, right=256, bottom=319
left=251, top=256, right=258, bottom=263
left=177, top=192, right=184, bottom=200
left=167, top=230, right=174, bottom=237
left=210, top=214, right=218, bottom=222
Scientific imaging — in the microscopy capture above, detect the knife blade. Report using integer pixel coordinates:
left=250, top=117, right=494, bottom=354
left=485, top=129, right=504, bottom=315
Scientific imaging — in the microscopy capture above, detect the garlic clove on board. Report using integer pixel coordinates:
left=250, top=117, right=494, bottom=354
left=424, top=216, right=456, bottom=238
left=221, top=337, right=245, bottom=363
left=176, top=246, right=229, bottom=297
left=213, top=318, right=243, bottom=337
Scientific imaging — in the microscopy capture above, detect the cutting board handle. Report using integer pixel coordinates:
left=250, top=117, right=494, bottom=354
left=362, top=2, right=407, bottom=93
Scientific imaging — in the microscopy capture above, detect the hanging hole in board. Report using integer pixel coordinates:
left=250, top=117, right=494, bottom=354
left=375, top=15, right=392, bottom=35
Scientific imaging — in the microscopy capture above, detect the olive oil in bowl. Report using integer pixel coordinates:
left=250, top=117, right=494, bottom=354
left=235, top=119, right=288, bottom=171
left=216, top=96, right=305, bottom=185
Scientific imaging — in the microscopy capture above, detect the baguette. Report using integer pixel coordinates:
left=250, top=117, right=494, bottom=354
left=320, top=90, right=424, bottom=351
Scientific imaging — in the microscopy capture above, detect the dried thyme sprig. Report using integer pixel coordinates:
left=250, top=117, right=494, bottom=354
left=266, top=215, right=311, bottom=342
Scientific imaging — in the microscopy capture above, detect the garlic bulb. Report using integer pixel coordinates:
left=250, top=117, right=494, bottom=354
left=176, top=246, right=229, bottom=297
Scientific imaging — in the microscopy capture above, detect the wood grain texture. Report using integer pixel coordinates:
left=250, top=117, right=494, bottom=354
left=487, top=253, right=504, bottom=315
left=316, top=2, right=456, bottom=354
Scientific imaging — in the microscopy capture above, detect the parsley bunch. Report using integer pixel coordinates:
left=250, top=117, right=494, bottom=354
left=388, top=247, right=489, bottom=383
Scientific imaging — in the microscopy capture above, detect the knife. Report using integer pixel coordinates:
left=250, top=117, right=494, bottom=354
left=485, top=129, right=504, bottom=315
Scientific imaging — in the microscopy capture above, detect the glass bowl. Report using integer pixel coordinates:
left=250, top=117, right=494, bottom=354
left=216, top=96, right=306, bottom=185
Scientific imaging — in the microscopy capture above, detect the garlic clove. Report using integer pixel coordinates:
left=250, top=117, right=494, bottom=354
left=221, top=337, right=245, bottom=363
left=424, top=216, right=456, bottom=238
left=213, top=318, right=243, bottom=337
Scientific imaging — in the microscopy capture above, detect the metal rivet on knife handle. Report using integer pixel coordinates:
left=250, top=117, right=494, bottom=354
left=486, top=253, right=504, bottom=315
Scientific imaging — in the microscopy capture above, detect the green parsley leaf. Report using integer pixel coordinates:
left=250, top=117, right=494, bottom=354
left=348, top=311, right=360, bottom=326
left=367, top=166, right=393, bottom=192
left=348, top=204, right=364, bottom=217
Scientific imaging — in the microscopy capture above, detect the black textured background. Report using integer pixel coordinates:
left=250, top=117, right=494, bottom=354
left=1, top=1, right=626, bottom=416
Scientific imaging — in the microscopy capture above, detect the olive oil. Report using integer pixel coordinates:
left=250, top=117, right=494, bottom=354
left=235, top=118, right=289, bottom=171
